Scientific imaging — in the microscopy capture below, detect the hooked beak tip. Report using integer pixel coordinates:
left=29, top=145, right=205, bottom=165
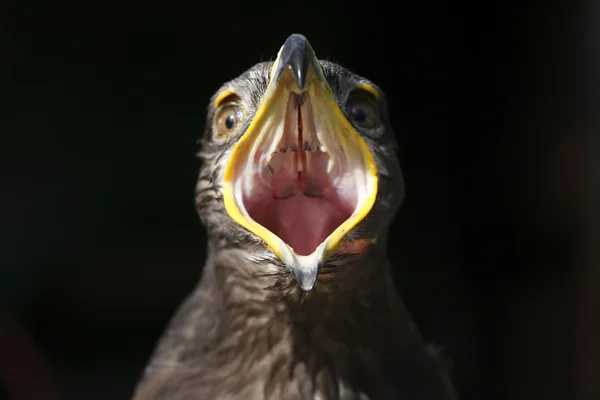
left=273, top=34, right=317, bottom=90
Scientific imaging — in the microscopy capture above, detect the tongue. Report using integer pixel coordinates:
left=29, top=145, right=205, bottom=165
left=245, top=194, right=349, bottom=256
left=246, top=146, right=350, bottom=256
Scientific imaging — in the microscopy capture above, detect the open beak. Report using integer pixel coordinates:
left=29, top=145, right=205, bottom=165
left=222, top=34, right=378, bottom=291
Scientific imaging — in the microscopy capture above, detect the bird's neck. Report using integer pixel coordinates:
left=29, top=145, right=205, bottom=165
left=149, top=242, right=454, bottom=400
left=200, top=241, right=419, bottom=349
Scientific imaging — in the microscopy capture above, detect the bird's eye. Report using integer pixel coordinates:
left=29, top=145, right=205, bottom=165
left=214, top=104, right=242, bottom=140
left=346, top=94, right=379, bottom=129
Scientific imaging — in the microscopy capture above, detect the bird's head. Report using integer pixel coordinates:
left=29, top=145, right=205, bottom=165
left=197, top=34, right=404, bottom=292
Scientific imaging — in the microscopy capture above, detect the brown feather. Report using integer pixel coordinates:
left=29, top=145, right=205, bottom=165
left=132, top=58, right=458, bottom=400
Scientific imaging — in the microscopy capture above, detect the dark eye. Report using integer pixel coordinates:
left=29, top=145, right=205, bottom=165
left=347, top=95, right=379, bottom=129
left=225, top=115, right=235, bottom=129
left=214, top=104, right=242, bottom=140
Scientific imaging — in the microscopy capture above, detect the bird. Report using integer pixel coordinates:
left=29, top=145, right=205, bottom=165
left=132, top=34, right=458, bottom=400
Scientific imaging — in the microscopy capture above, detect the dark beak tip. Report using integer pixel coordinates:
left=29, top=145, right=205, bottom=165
left=277, top=33, right=315, bottom=90
left=284, top=33, right=310, bottom=48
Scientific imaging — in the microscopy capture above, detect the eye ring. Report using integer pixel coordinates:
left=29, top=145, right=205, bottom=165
left=213, top=103, right=243, bottom=141
left=346, top=93, right=379, bottom=129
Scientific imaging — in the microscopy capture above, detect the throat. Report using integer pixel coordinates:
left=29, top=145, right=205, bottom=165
left=203, top=247, right=414, bottom=393
left=212, top=244, right=390, bottom=311
left=246, top=194, right=349, bottom=256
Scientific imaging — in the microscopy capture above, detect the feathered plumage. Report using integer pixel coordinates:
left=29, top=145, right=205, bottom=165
left=132, top=35, right=458, bottom=400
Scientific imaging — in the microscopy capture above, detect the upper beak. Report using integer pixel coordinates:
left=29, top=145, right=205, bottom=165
left=271, top=33, right=317, bottom=90
left=222, top=34, right=378, bottom=291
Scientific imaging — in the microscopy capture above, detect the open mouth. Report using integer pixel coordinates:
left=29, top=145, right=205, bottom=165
left=222, top=34, right=378, bottom=290
left=241, top=92, right=358, bottom=256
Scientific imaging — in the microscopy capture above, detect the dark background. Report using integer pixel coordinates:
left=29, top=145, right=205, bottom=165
left=1, top=2, right=597, bottom=400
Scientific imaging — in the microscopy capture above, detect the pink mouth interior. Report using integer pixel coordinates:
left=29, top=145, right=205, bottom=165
left=241, top=97, right=357, bottom=256
left=245, top=193, right=351, bottom=256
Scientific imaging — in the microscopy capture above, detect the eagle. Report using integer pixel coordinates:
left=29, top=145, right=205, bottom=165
left=132, top=34, right=458, bottom=400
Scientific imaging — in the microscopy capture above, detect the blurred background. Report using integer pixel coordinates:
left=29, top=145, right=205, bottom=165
left=1, top=1, right=597, bottom=399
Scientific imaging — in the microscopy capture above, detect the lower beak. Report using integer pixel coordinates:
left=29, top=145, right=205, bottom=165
left=223, top=34, right=378, bottom=291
